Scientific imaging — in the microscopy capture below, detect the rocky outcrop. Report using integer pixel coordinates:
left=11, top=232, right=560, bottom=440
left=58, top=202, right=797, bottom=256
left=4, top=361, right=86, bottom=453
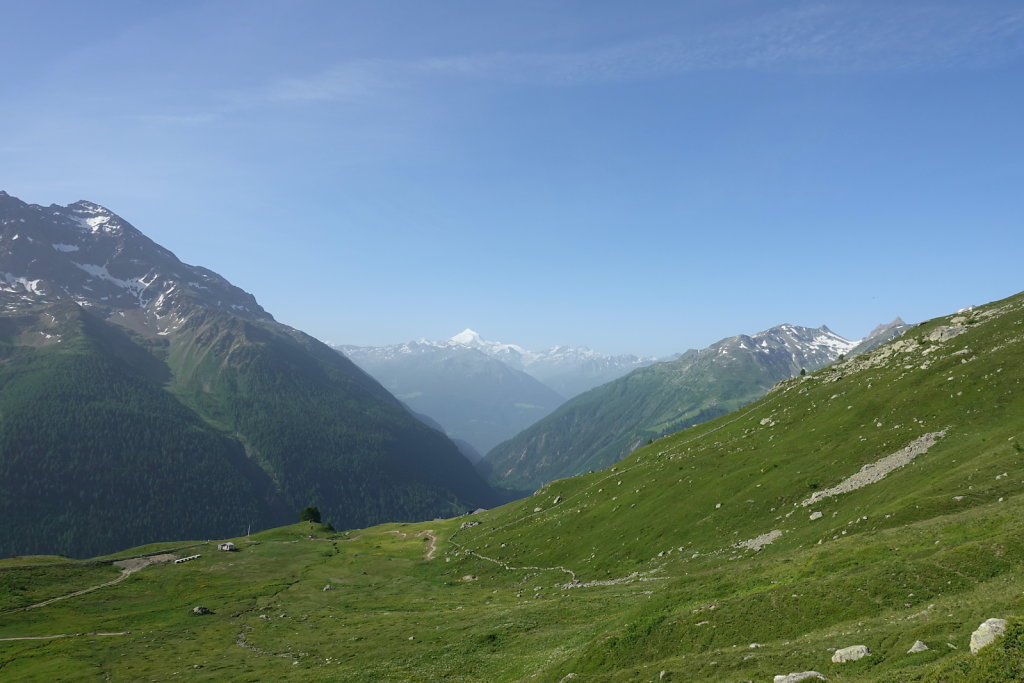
left=831, top=644, right=871, bottom=662
left=970, top=618, right=1008, bottom=654
left=927, top=325, right=967, bottom=342
left=802, top=431, right=946, bottom=506
left=734, top=529, right=783, bottom=551
left=773, top=672, right=828, bottom=683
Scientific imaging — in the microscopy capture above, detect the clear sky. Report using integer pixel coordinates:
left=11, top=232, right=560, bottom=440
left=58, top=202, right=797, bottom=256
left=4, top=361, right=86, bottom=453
left=2, top=1, right=1022, bottom=356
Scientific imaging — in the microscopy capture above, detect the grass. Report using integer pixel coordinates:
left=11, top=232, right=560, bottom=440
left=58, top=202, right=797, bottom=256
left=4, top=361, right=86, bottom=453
left=2, top=292, right=1024, bottom=680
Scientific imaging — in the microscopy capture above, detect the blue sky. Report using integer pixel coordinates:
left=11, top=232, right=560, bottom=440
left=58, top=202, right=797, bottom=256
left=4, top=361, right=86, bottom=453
left=2, top=1, right=1022, bottom=356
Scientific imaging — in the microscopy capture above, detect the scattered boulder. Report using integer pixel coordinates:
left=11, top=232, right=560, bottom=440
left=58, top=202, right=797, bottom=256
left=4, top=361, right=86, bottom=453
left=809, top=511, right=823, bottom=521
left=831, top=644, right=871, bottom=662
left=322, top=584, right=333, bottom=591
left=970, top=618, right=1008, bottom=654
left=553, top=496, right=563, bottom=504
left=459, top=520, right=481, bottom=529
left=773, top=672, right=828, bottom=683
left=461, top=575, right=478, bottom=582
left=907, top=640, right=929, bottom=653
left=192, top=606, right=212, bottom=616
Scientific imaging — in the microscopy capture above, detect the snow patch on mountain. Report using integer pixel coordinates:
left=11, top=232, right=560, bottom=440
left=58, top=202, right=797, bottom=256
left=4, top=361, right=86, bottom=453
left=69, top=201, right=121, bottom=235
left=1, top=273, right=46, bottom=296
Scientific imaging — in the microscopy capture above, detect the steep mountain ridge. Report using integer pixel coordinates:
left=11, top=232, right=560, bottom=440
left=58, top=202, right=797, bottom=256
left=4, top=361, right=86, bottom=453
left=0, top=192, right=494, bottom=557
left=480, top=323, right=863, bottom=491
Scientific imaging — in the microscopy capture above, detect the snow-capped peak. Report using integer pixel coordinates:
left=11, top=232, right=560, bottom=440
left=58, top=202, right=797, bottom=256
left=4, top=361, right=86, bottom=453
left=450, top=328, right=484, bottom=346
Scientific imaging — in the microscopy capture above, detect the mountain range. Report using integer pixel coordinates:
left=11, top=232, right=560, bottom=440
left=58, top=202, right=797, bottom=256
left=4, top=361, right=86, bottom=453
left=479, top=322, right=905, bottom=491
left=0, top=191, right=495, bottom=557
left=441, top=328, right=661, bottom=398
left=338, top=329, right=658, bottom=457
left=4, top=288, right=1022, bottom=681
left=339, top=340, right=564, bottom=457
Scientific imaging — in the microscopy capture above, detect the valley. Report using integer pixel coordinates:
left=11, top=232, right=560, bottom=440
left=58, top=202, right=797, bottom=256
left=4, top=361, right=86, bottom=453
left=2, top=290, right=1022, bottom=681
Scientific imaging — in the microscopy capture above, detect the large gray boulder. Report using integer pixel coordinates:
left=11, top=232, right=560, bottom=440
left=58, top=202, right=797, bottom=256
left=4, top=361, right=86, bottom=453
left=831, top=644, right=871, bottom=663
left=773, top=673, right=828, bottom=683
left=970, top=618, right=1008, bottom=654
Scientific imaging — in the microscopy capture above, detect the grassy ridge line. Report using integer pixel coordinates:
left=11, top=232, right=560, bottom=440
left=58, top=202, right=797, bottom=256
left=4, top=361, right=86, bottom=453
left=453, top=383, right=796, bottom=564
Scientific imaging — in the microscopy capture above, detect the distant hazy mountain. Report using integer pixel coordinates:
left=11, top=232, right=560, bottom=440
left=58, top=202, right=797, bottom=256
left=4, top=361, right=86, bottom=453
left=338, top=341, right=565, bottom=457
left=847, top=317, right=911, bottom=356
left=0, top=191, right=494, bottom=557
left=478, top=323, right=868, bottom=492
left=445, top=329, right=659, bottom=398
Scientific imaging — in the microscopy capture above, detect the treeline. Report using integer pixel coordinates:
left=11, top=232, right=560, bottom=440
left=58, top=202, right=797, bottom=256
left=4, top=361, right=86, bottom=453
left=0, top=340, right=284, bottom=558
left=169, top=315, right=493, bottom=530
left=0, top=305, right=494, bottom=559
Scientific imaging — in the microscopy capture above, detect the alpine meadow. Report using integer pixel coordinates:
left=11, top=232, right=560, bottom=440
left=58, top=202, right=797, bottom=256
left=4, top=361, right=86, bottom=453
left=3, top=2, right=1024, bottom=682
left=3, top=285, right=1024, bottom=680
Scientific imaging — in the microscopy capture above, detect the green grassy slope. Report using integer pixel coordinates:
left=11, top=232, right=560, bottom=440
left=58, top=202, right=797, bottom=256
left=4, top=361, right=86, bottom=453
left=480, top=334, right=828, bottom=492
left=1, top=291, right=1022, bottom=681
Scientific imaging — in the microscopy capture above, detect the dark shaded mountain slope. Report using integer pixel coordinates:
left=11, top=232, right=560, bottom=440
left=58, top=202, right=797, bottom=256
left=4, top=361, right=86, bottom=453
left=0, top=191, right=494, bottom=557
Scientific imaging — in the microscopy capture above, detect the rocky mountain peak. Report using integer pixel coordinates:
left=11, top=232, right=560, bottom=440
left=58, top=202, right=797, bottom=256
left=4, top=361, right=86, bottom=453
left=0, top=190, right=270, bottom=328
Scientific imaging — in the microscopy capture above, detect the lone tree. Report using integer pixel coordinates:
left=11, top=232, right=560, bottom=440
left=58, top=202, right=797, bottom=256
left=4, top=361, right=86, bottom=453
left=299, top=506, right=321, bottom=524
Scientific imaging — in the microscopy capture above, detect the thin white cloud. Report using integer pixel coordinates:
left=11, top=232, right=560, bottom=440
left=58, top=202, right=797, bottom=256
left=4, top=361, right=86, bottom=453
left=267, top=3, right=1024, bottom=102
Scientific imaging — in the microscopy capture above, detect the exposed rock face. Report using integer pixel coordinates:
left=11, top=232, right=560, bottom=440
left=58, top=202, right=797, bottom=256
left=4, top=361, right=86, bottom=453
left=773, top=672, right=828, bottom=682
left=907, top=640, right=929, bottom=653
left=831, top=644, right=871, bottom=662
left=970, top=618, right=1008, bottom=654
left=927, top=325, right=967, bottom=342
left=802, top=431, right=946, bottom=507
left=734, top=529, right=783, bottom=552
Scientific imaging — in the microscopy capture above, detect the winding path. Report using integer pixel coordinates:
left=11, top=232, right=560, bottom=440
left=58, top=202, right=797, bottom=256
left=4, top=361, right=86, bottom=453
left=0, top=554, right=178, bottom=617
left=0, top=632, right=130, bottom=642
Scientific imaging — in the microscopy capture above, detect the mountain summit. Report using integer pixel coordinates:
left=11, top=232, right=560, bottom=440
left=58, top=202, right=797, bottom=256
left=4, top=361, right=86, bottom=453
left=0, top=192, right=494, bottom=557
left=479, top=323, right=872, bottom=491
